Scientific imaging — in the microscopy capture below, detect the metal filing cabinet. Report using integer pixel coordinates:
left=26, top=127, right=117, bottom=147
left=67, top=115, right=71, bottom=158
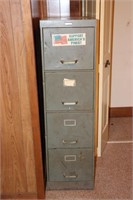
left=40, top=18, right=96, bottom=190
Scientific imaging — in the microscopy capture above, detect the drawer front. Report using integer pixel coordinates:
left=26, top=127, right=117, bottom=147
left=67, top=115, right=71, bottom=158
left=45, top=71, right=94, bottom=111
left=47, top=112, right=94, bottom=148
left=48, top=149, right=93, bottom=182
left=43, top=28, right=95, bottom=70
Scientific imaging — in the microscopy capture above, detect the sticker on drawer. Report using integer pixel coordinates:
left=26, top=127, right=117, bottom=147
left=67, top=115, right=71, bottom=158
left=63, top=78, right=76, bottom=87
left=52, top=33, right=86, bottom=46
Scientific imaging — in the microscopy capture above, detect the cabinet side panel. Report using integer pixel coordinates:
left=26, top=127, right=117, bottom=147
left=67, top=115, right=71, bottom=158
left=0, top=0, right=28, bottom=194
left=0, top=0, right=44, bottom=197
left=21, top=0, right=45, bottom=198
left=10, top=0, right=37, bottom=193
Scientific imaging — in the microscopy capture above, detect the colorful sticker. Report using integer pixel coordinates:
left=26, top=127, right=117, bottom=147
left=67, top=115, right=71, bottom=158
left=52, top=33, right=86, bottom=46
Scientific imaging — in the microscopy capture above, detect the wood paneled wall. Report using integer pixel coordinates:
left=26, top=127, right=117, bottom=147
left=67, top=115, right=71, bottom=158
left=0, top=0, right=44, bottom=199
left=32, top=0, right=82, bottom=19
left=70, top=0, right=82, bottom=17
left=31, top=0, right=47, bottom=30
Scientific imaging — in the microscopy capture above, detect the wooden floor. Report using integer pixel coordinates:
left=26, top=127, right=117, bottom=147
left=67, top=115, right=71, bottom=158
left=45, top=117, right=133, bottom=200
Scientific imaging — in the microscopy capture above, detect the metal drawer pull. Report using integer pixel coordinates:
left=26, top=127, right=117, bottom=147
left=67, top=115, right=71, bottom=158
left=63, top=174, right=78, bottom=179
left=62, top=140, right=78, bottom=144
left=60, top=60, right=78, bottom=65
left=62, top=101, right=78, bottom=106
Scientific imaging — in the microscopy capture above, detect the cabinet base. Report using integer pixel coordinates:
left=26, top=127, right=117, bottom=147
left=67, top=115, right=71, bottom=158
left=46, top=180, right=94, bottom=190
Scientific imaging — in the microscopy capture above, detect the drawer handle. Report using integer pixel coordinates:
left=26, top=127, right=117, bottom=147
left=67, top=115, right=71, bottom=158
left=62, top=101, right=78, bottom=106
left=63, top=174, right=78, bottom=179
left=62, top=140, right=78, bottom=144
left=60, top=60, right=78, bottom=65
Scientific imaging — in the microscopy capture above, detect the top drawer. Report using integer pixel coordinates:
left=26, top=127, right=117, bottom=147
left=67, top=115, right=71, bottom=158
left=42, top=27, right=95, bottom=70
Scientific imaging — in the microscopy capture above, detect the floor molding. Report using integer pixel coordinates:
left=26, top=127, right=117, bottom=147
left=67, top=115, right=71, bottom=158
left=107, top=141, right=133, bottom=144
left=109, top=107, right=133, bottom=117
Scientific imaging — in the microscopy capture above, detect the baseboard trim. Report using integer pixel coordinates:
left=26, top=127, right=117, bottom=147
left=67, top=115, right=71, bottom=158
left=1, top=193, right=37, bottom=199
left=107, top=141, right=133, bottom=144
left=109, top=107, right=133, bottom=117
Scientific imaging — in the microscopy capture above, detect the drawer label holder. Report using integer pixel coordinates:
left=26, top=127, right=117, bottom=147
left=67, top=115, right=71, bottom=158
left=64, top=155, right=77, bottom=162
left=64, top=119, right=76, bottom=126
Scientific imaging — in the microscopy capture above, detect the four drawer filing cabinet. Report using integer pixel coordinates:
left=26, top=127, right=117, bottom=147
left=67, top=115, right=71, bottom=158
left=40, top=18, right=97, bottom=190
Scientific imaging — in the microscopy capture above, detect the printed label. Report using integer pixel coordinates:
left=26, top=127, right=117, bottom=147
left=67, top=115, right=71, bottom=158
left=52, top=33, right=86, bottom=46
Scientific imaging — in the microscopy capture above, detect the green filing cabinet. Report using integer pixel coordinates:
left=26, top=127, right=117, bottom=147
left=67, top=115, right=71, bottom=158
left=40, top=18, right=96, bottom=190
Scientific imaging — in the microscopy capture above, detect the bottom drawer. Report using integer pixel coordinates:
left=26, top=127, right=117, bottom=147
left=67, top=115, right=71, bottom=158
left=48, top=149, right=94, bottom=182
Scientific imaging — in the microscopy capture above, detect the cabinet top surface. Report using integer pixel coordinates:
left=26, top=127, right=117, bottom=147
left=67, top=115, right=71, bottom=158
left=40, top=18, right=96, bottom=28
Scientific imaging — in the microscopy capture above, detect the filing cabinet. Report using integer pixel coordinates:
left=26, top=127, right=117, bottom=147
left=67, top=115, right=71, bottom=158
left=40, top=18, right=97, bottom=190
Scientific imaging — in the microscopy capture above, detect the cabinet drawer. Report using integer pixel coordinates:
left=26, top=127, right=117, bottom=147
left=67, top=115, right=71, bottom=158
left=45, top=71, right=94, bottom=111
left=47, top=112, right=93, bottom=148
left=43, top=28, right=95, bottom=70
left=48, top=149, right=93, bottom=182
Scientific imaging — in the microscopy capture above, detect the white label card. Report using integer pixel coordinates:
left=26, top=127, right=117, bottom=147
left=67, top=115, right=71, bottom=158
left=52, top=33, right=86, bottom=46
left=63, top=78, right=76, bottom=87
